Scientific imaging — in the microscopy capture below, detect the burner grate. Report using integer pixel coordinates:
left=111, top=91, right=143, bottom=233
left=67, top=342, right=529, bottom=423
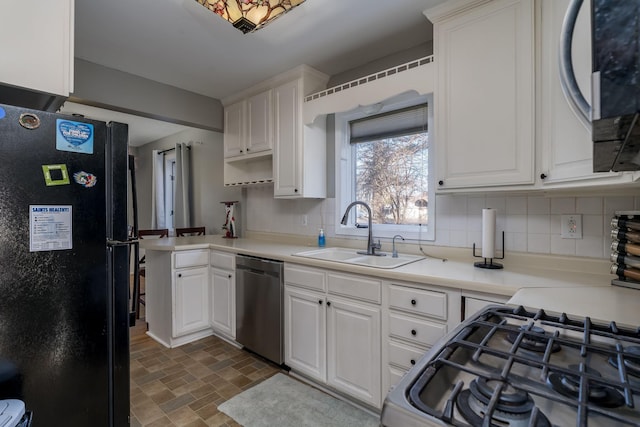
left=408, top=305, right=640, bottom=426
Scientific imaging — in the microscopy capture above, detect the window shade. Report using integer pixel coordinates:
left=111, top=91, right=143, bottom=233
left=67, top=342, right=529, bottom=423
left=350, top=104, right=428, bottom=144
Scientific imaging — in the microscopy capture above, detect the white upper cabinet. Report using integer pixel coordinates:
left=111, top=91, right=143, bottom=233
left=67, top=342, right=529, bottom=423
left=224, top=89, right=273, bottom=159
left=0, top=0, right=74, bottom=103
left=273, top=78, right=327, bottom=198
left=425, top=0, right=535, bottom=191
left=246, top=90, right=273, bottom=155
left=223, top=101, right=245, bottom=158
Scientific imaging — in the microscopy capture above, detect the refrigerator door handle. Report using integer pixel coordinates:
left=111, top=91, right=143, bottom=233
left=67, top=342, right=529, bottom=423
left=107, top=239, right=139, bottom=247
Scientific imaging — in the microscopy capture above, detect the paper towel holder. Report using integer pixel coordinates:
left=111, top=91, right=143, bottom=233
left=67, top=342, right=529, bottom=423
left=472, top=231, right=505, bottom=269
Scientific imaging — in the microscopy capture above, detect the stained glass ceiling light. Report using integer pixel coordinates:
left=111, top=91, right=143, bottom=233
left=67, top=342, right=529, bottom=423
left=196, top=0, right=307, bottom=34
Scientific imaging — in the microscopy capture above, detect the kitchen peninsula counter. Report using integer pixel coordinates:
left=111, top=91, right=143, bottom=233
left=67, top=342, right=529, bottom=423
left=140, top=234, right=614, bottom=298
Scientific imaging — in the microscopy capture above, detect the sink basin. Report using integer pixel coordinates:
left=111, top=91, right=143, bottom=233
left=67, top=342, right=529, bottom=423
left=292, top=247, right=424, bottom=269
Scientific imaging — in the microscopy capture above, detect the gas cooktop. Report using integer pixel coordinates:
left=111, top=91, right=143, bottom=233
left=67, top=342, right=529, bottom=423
left=381, top=305, right=640, bottom=426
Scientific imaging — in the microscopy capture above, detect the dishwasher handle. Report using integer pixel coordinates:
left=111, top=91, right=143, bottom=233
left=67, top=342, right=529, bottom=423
left=236, top=255, right=283, bottom=276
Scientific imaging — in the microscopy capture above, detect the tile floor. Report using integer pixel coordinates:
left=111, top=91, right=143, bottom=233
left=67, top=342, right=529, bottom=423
left=129, top=308, right=282, bottom=426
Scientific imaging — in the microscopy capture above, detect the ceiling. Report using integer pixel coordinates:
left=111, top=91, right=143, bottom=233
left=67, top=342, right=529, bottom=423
left=68, top=0, right=446, bottom=146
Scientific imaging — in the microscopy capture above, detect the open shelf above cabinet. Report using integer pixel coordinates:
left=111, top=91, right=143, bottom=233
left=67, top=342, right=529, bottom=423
left=224, top=153, right=273, bottom=187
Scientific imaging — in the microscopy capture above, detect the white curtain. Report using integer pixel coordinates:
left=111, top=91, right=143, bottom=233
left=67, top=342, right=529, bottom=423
left=150, top=150, right=165, bottom=228
left=174, top=143, right=192, bottom=228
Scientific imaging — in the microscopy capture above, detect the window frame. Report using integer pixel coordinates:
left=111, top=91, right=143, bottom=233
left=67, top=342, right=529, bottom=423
left=334, top=93, right=435, bottom=242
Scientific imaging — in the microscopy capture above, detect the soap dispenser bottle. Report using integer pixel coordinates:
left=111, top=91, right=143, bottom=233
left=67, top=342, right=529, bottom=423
left=318, top=228, right=325, bottom=247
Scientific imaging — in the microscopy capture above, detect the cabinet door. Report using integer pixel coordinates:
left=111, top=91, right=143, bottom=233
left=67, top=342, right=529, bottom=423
left=210, top=268, right=235, bottom=338
left=224, top=101, right=245, bottom=158
left=247, top=90, right=273, bottom=154
left=327, top=296, right=381, bottom=408
left=0, top=0, right=74, bottom=96
left=433, top=0, right=534, bottom=190
left=173, top=266, right=210, bottom=337
left=273, top=79, right=301, bottom=197
left=284, top=286, right=326, bottom=382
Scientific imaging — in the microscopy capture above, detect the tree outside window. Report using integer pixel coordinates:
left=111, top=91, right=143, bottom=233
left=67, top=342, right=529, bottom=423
left=353, top=132, right=429, bottom=227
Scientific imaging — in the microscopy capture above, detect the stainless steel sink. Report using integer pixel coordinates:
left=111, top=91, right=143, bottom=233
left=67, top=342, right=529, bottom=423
left=292, top=247, right=424, bottom=269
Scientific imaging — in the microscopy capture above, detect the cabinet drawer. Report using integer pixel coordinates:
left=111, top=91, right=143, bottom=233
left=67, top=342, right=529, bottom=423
left=388, top=340, right=425, bottom=370
left=174, top=250, right=209, bottom=269
left=388, top=313, right=447, bottom=347
left=327, top=272, right=381, bottom=304
left=284, top=264, right=326, bottom=292
left=210, top=250, right=235, bottom=270
left=388, top=285, right=447, bottom=320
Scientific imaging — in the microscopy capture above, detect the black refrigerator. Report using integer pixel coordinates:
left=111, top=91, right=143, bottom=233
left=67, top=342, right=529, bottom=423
left=0, top=103, right=130, bottom=426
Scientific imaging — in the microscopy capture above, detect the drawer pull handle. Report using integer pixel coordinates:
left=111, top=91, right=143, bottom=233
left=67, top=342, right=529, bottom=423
left=411, top=329, right=417, bottom=336
left=411, top=299, right=416, bottom=305
left=410, top=359, right=416, bottom=365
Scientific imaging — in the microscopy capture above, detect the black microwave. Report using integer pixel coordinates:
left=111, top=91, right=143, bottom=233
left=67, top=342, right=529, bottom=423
left=592, top=0, right=640, bottom=172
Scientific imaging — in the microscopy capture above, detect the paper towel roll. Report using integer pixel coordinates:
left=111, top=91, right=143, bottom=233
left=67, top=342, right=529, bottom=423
left=482, top=208, right=496, bottom=259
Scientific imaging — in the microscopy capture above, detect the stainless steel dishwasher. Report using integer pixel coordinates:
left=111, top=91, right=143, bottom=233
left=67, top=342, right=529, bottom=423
left=235, top=254, right=284, bottom=365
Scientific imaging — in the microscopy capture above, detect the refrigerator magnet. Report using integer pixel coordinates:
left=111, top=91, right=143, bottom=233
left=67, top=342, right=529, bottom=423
left=73, top=171, right=97, bottom=188
left=29, top=205, right=72, bottom=252
left=19, top=113, right=40, bottom=129
left=42, top=164, right=71, bottom=186
left=56, top=119, right=94, bottom=154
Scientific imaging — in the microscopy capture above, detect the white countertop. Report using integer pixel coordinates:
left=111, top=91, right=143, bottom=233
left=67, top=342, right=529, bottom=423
left=140, top=234, right=615, bottom=298
left=508, top=286, right=640, bottom=327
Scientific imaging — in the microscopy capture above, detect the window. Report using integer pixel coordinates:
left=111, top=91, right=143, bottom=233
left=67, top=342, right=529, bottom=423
left=335, top=94, right=435, bottom=241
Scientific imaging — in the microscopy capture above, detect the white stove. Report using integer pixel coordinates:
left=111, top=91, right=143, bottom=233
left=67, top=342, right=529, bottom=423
left=381, top=305, right=640, bottom=426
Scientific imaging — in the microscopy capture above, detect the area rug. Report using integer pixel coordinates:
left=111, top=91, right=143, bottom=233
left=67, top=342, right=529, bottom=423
left=218, top=373, right=379, bottom=427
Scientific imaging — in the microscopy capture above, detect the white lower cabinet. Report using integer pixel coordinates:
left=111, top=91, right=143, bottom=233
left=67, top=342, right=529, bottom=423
left=382, top=282, right=459, bottom=395
left=326, top=295, right=381, bottom=407
left=284, top=264, right=382, bottom=408
left=284, top=286, right=326, bottom=382
left=210, top=268, right=235, bottom=338
left=174, top=266, right=210, bottom=336
left=210, top=251, right=236, bottom=339
left=146, top=249, right=213, bottom=348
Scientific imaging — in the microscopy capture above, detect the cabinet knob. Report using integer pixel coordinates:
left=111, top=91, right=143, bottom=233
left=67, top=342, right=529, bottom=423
left=246, top=148, right=250, bottom=152
left=240, top=149, right=244, bottom=153
left=318, top=300, right=323, bottom=305
left=411, top=299, right=417, bottom=306
left=438, top=180, right=444, bottom=186
left=228, top=274, right=232, bottom=278
left=327, top=301, right=331, bottom=307
left=178, top=273, right=182, bottom=277
left=294, top=188, right=298, bottom=193
left=540, top=173, right=547, bottom=180
left=411, top=329, right=417, bottom=336
left=410, top=359, right=416, bottom=365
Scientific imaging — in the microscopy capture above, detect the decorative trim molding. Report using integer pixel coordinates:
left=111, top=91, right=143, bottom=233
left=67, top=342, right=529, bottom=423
left=302, top=56, right=435, bottom=125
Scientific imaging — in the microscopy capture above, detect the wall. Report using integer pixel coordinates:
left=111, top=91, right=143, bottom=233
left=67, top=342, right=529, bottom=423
left=72, top=59, right=224, bottom=132
left=134, top=128, right=241, bottom=234
left=245, top=186, right=639, bottom=260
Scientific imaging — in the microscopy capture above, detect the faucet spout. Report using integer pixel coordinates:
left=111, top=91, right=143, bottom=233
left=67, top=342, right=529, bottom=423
left=392, top=235, right=405, bottom=258
left=341, top=201, right=383, bottom=256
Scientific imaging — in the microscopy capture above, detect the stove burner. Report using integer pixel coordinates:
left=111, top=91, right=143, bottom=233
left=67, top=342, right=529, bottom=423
left=505, top=325, right=561, bottom=354
left=609, top=345, right=640, bottom=378
left=456, top=378, right=551, bottom=427
left=547, top=364, right=625, bottom=408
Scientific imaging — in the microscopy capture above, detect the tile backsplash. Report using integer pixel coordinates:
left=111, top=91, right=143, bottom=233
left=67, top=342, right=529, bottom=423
left=245, top=185, right=640, bottom=259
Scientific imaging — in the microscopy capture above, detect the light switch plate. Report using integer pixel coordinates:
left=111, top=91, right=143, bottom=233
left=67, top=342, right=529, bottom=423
left=561, top=214, right=582, bottom=239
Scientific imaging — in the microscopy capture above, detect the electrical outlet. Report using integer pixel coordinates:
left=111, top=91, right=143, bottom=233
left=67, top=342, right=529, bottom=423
left=561, top=214, right=582, bottom=239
